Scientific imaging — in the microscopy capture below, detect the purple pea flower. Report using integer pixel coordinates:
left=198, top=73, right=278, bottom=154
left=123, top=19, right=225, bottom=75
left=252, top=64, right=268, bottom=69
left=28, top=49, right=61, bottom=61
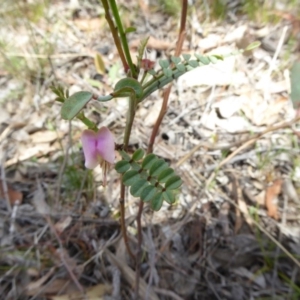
left=81, top=127, right=115, bottom=186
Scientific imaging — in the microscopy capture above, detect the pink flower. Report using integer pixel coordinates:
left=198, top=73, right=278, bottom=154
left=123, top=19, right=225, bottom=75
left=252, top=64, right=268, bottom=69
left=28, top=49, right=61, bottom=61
left=81, top=127, right=115, bottom=186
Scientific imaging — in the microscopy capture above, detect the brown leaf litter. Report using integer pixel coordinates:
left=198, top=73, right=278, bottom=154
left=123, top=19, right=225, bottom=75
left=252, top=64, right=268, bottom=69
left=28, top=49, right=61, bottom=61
left=0, top=0, right=300, bottom=299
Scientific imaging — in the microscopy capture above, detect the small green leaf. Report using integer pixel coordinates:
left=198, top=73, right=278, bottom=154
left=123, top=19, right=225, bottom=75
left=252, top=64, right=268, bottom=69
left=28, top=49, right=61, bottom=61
left=142, top=154, right=158, bottom=170
left=163, top=68, right=173, bottom=77
left=182, top=54, right=191, bottom=61
left=149, top=177, right=157, bottom=185
left=130, top=161, right=141, bottom=170
left=122, top=170, right=140, bottom=186
left=147, top=69, right=156, bottom=76
left=51, top=85, right=65, bottom=99
left=130, top=179, right=149, bottom=197
left=61, top=91, right=93, bottom=120
left=125, top=26, right=136, bottom=34
left=151, top=193, right=163, bottom=211
left=195, top=54, right=210, bottom=65
left=213, top=54, right=224, bottom=60
left=171, top=56, right=181, bottom=65
left=149, top=159, right=168, bottom=177
left=119, top=150, right=131, bottom=161
left=159, top=59, right=169, bottom=69
left=137, top=37, right=150, bottom=67
left=165, top=175, right=182, bottom=190
left=162, top=190, right=175, bottom=204
left=132, top=149, right=145, bottom=161
left=115, top=160, right=130, bottom=173
left=245, top=41, right=261, bottom=51
left=176, top=63, right=186, bottom=72
left=114, top=78, right=143, bottom=99
left=141, top=185, right=157, bottom=202
left=208, top=56, right=219, bottom=64
left=188, top=60, right=199, bottom=68
left=157, top=168, right=174, bottom=183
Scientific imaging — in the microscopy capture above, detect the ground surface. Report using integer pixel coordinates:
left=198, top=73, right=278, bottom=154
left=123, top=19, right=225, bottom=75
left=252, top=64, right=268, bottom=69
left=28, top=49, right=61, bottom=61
left=0, top=0, right=300, bottom=299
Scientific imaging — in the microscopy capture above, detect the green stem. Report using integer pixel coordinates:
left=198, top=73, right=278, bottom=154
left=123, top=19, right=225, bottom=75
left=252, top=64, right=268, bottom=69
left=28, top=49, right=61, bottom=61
left=109, top=0, right=136, bottom=78
left=100, top=0, right=128, bottom=72
left=123, top=94, right=137, bottom=147
left=77, top=113, right=98, bottom=131
left=96, top=94, right=114, bottom=102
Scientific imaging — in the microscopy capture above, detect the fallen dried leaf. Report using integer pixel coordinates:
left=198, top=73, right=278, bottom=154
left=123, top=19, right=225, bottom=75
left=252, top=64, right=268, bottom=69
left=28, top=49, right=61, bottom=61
left=51, top=283, right=112, bottom=300
left=31, top=181, right=50, bottom=215
left=54, top=216, right=72, bottom=234
left=25, top=267, right=56, bottom=296
left=30, top=130, right=62, bottom=144
left=265, top=179, right=282, bottom=220
left=0, top=179, right=23, bottom=205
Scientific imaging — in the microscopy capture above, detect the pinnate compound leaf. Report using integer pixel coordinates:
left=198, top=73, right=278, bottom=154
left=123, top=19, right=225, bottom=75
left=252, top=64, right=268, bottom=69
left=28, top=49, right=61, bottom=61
left=132, top=149, right=145, bottom=161
left=142, top=154, right=158, bottom=170
left=157, top=168, right=174, bottom=183
left=165, top=175, right=182, bottom=190
left=130, top=179, right=149, bottom=197
left=122, top=170, right=140, bottom=186
left=61, top=91, right=93, bottom=120
left=159, top=59, right=169, bottom=69
left=171, top=56, right=181, bottom=65
left=115, top=160, right=130, bottom=174
left=163, top=190, right=175, bottom=204
left=151, top=193, right=163, bottom=211
left=149, top=159, right=168, bottom=177
left=182, top=54, right=191, bottom=61
left=114, top=78, right=143, bottom=99
left=290, top=61, right=300, bottom=109
left=141, top=185, right=157, bottom=202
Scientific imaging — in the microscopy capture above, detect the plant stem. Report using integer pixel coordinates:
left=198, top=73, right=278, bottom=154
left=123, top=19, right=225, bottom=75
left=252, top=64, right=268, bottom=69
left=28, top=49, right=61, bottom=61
left=100, top=0, right=135, bottom=260
left=119, top=183, right=135, bottom=260
left=77, top=113, right=98, bottom=131
left=109, top=0, right=137, bottom=78
left=119, top=94, right=137, bottom=262
left=100, top=0, right=128, bottom=72
left=135, top=0, right=188, bottom=298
